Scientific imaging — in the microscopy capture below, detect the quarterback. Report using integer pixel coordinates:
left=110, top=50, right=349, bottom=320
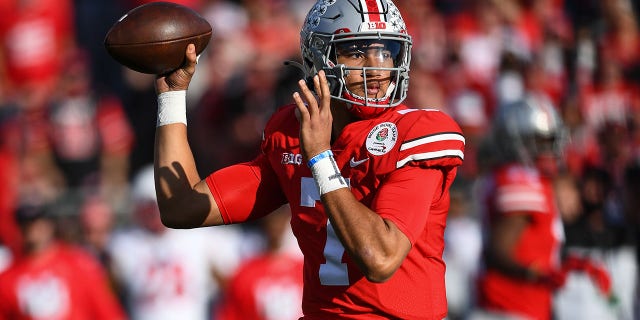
left=153, top=0, right=465, bottom=319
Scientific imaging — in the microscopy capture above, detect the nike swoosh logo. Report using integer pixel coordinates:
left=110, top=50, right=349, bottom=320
left=350, top=157, right=369, bottom=167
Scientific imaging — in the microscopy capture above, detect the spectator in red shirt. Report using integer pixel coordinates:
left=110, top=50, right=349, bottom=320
left=47, top=49, right=134, bottom=203
left=0, top=0, right=76, bottom=107
left=0, top=204, right=126, bottom=320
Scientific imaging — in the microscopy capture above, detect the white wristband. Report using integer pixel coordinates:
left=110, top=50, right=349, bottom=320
left=309, top=152, right=348, bottom=195
left=157, top=90, right=187, bottom=127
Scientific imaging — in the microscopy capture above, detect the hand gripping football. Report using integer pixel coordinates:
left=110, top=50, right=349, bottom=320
left=104, top=2, right=212, bottom=74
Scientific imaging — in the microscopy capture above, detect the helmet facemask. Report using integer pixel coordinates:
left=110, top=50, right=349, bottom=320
left=304, top=34, right=411, bottom=107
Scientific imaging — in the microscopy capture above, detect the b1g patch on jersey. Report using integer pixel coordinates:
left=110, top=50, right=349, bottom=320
left=366, top=122, right=397, bottom=155
left=281, top=152, right=303, bottom=165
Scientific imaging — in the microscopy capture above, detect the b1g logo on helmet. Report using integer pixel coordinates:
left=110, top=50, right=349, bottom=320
left=366, top=122, right=397, bottom=155
left=360, top=21, right=388, bottom=31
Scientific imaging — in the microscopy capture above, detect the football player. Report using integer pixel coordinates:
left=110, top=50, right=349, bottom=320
left=153, top=0, right=465, bottom=319
left=108, top=165, right=243, bottom=320
left=473, top=95, right=567, bottom=320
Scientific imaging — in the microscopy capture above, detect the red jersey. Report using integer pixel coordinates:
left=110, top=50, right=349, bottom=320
left=477, top=164, right=564, bottom=320
left=216, top=253, right=304, bottom=320
left=0, top=147, right=19, bottom=257
left=0, top=243, right=125, bottom=320
left=206, top=105, right=465, bottom=319
left=0, top=0, right=74, bottom=88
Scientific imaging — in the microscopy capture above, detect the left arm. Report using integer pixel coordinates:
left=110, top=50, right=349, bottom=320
left=485, top=212, right=534, bottom=280
left=321, top=167, right=443, bottom=283
left=320, top=188, right=411, bottom=283
left=293, top=72, right=420, bottom=282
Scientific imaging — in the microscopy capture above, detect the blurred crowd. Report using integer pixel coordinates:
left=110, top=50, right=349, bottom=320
left=0, top=0, right=639, bottom=319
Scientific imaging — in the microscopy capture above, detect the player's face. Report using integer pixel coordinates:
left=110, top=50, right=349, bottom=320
left=19, top=218, right=55, bottom=253
left=335, top=40, right=400, bottom=100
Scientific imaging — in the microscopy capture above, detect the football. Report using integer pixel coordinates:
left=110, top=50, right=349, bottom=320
left=104, top=2, right=212, bottom=75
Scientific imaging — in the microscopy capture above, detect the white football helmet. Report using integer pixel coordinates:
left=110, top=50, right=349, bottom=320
left=298, top=0, right=412, bottom=118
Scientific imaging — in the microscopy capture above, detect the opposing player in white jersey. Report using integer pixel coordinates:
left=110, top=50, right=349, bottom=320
left=108, top=165, right=243, bottom=320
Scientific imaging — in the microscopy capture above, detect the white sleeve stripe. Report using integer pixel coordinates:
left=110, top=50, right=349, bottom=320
left=396, top=149, right=464, bottom=168
left=497, top=192, right=546, bottom=204
left=400, top=133, right=466, bottom=151
left=497, top=202, right=548, bottom=213
left=496, top=191, right=547, bottom=213
left=396, top=108, right=440, bottom=114
left=498, top=184, right=543, bottom=193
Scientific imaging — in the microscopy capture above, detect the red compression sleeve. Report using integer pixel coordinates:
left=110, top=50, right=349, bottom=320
left=206, top=154, right=287, bottom=224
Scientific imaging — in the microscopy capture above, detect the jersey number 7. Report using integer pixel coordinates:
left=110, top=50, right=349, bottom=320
left=301, top=177, right=350, bottom=286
